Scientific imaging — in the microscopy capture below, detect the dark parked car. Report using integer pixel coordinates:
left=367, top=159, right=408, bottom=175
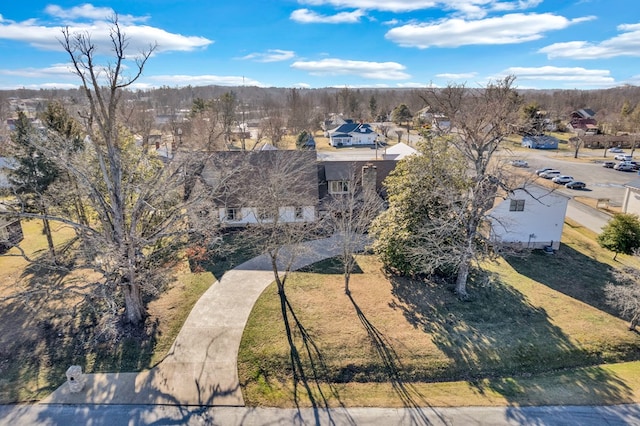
left=565, top=181, right=586, bottom=189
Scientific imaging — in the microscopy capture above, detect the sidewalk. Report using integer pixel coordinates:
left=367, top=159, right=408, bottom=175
left=41, top=234, right=354, bottom=406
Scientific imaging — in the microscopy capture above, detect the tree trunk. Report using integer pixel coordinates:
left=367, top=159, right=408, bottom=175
left=630, top=313, right=638, bottom=331
left=455, top=260, right=470, bottom=299
left=271, top=254, right=286, bottom=295
left=123, top=280, right=145, bottom=325
left=344, top=271, right=351, bottom=295
left=41, top=204, right=56, bottom=259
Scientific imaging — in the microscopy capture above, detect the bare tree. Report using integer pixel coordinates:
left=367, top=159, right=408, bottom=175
left=569, top=129, right=585, bottom=159
left=324, top=164, right=384, bottom=294
left=229, top=151, right=319, bottom=295
left=0, top=18, right=219, bottom=330
left=605, top=267, right=640, bottom=330
left=258, top=96, right=286, bottom=147
left=417, top=76, right=522, bottom=298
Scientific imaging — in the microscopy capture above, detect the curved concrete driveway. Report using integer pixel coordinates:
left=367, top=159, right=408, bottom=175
left=42, top=234, right=353, bottom=406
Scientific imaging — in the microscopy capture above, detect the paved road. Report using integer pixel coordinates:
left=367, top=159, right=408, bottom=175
left=566, top=199, right=611, bottom=233
left=3, top=403, right=640, bottom=425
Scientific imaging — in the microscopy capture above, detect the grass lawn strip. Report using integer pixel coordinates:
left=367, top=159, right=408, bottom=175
left=238, top=221, right=640, bottom=407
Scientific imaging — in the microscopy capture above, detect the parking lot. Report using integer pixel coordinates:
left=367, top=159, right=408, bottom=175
left=512, top=149, right=639, bottom=207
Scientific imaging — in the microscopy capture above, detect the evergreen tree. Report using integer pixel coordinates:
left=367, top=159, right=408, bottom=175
left=8, top=111, right=59, bottom=258
left=597, top=213, right=640, bottom=260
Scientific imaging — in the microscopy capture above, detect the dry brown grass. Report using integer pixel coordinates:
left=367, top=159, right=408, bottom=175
left=0, top=219, right=213, bottom=403
left=238, top=225, right=640, bottom=407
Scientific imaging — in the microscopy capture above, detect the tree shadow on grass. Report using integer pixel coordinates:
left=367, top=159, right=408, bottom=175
left=347, top=292, right=445, bottom=426
left=388, top=271, right=634, bottom=406
left=0, top=243, right=159, bottom=402
left=504, top=243, right=618, bottom=315
left=297, top=256, right=363, bottom=275
left=278, top=290, right=355, bottom=426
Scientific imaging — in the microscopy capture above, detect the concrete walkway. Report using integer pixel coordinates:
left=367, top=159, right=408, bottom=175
left=41, top=234, right=354, bottom=407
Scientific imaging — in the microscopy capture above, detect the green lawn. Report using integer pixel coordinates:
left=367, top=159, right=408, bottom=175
left=238, top=220, right=640, bottom=407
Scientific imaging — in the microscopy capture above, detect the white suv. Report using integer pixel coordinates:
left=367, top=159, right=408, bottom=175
left=539, top=170, right=561, bottom=179
left=614, top=154, right=632, bottom=161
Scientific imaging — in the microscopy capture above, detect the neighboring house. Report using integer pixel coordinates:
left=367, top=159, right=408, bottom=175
left=328, top=122, right=379, bottom=147
left=622, top=178, right=640, bottom=216
left=522, top=135, right=559, bottom=149
left=489, top=185, right=569, bottom=250
left=201, top=150, right=319, bottom=227
left=382, top=142, right=418, bottom=160
left=0, top=206, right=23, bottom=252
left=415, top=108, right=451, bottom=132
left=568, top=108, right=598, bottom=133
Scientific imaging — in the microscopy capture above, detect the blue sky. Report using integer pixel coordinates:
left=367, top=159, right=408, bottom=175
left=0, top=0, right=638, bottom=90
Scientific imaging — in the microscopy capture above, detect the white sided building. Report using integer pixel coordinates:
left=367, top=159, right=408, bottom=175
left=489, top=185, right=569, bottom=250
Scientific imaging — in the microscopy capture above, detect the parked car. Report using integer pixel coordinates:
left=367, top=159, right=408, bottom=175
left=511, top=159, right=528, bottom=167
left=539, top=170, right=561, bottom=179
left=614, top=154, right=632, bottom=161
left=609, top=147, right=624, bottom=153
left=565, top=181, right=586, bottom=189
left=535, top=167, right=554, bottom=175
left=615, top=161, right=640, bottom=171
left=602, top=161, right=616, bottom=168
left=614, top=162, right=634, bottom=171
left=552, top=175, right=574, bottom=184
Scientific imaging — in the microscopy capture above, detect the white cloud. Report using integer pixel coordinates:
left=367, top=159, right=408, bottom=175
left=385, top=13, right=592, bottom=48
left=396, top=82, right=432, bottom=87
left=0, top=6, right=212, bottom=54
left=0, top=63, right=76, bottom=79
left=291, top=58, right=410, bottom=79
left=539, top=22, right=640, bottom=59
left=298, top=0, right=542, bottom=17
left=44, top=4, right=147, bottom=24
left=436, top=72, right=478, bottom=79
left=240, top=49, right=296, bottom=62
left=292, top=82, right=312, bottom=88
left=498, top=66, right=615, bottom=85
left=145, top=74, right=265, bottom=87
left=291, top=8, right=365, bottom=24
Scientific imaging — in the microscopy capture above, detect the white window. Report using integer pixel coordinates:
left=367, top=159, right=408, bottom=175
left=329, top=180, right=350, bottom=194
left=226, top=208, right=241, bottom=221
left=509, top=199, right=525, bottom=212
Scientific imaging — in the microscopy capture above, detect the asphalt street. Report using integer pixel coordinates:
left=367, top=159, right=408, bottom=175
left=2, top=403, right=640, bottom=425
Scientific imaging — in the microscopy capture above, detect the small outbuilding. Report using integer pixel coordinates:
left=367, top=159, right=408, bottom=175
left=522, top=135, right=559, bottom=149
left=489, top=185, right=569, bottom=251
